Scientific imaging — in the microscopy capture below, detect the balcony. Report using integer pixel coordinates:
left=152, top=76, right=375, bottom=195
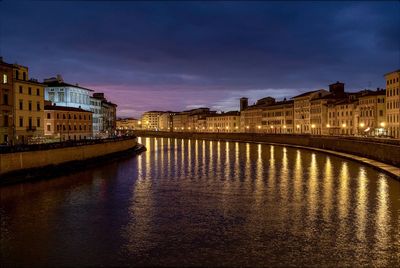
left=26, top=126, right=37, bottom=132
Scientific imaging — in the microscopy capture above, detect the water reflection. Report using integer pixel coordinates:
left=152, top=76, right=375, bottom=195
left=0, top=137, right=399, bottom=267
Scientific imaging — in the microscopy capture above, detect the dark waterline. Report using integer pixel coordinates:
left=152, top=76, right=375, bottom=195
left=1, top=137, right=399, bottom=267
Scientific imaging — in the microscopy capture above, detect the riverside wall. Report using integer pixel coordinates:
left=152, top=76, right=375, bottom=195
left=134, top=130, right=400, bottom=167
left=0, top=138, right=138, bottom=179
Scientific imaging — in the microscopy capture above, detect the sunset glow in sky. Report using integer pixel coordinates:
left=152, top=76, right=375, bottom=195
left=1, top=1, right=399, bottom=118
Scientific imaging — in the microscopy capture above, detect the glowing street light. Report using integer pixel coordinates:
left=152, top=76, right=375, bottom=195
left=326, top=124, right=330, bottom=128
left=342, top=123, right=346, bottom=128
left=311, top=124, right=316, bottom=129
left=380, top=122, right=385, bottom=127
left=359, top=122, right=365, bottom=128
left=257, top=125, right=261, bottom=129
left=296, top=125, right=300, bottom=129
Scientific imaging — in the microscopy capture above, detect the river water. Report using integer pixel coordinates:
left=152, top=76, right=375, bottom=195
left=0, top=137, right=399, bottom=267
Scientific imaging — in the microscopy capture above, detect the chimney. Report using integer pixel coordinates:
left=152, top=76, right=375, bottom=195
left=240, top=97, right=248, bottom=111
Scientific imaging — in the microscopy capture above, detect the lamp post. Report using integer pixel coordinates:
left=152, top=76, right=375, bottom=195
left=359, top=122, right=365, bottom=136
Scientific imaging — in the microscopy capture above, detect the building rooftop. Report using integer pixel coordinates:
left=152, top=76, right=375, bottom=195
left=384, top=69, right=400, bottom=77
left=291, top=89, right=325, bottom=99
left=44, top=105, right=93, bottom=113
left=44, top=81, right=94, bottom=92
left=208, top=111, right=240, bottom=117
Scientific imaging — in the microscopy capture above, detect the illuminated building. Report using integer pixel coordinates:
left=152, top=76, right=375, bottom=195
left=159, top=112, right=176, bottom=131
left=292, top=89, right=330, bottom=134
left=44, top=102, right=93, bottom=141
left=261, top=99, right=294, bottom=134
left=206, top=111, right=240, bottom=132
left=13, top=63, right=45, bottom=144
left=0, top=58, right=14, bottom=144
left=357, top=89, right=386, bottom=136
left=384, top=70, right=400, bottom=139
left=310, top=82, right=346, bottom=135
left=116, top=118, right=140, bottom=131
left=240, top=97, right=275, bottom=133
left=141, top=111, right=163, bottom=130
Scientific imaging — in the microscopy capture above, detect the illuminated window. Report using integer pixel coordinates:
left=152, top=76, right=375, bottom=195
left=2, top=74, right=7, bottom=84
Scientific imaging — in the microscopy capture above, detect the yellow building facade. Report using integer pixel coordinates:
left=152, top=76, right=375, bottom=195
left=261, top=100, right=294, bottom=134
left=0, top=58, right=14, bottom=144
left=13, top=64, right=45, bottom=144
left=384, top=70, right=400, bottom=139
left=206, top=111, right=240, bottom=132
left=357, top=90, right=386, bottom=136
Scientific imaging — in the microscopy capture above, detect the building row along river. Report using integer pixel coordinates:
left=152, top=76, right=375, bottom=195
left=0, top=57, right=118, bottom=145
left=125, top=70, right=399, bottom=140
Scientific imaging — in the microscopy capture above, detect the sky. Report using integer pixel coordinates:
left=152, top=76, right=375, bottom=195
left=0, top=1, right=399, bottom=118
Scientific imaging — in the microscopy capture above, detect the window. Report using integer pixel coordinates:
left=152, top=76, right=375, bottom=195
left=19, top=86, right=23, bottom=94
left=47, top=125, right=51, bottom=131
left=57, top=113, right=59, bottom=119
left=28, top=87, right=32, bottom=95
left=2, top=74, right=7, bottom=84
left=3, top=115, right=8, bottom=127
left=379, top=110, right=383, bottom=116
left=28, top=101, right=32, bottom=111
left=16, top=70, right=19, bottom=80
left=48, top=92, right=55, bottom=102
left=59, top=92, right=64, bottom=102
left=36, top=88, right=40, bottom=96
left=23, top=72, right=26, bottom=80
left=19, top=117, right=23, bottom=127
left=63, top=114, right=66, bottom=119
left=3, top=93, right=8, bottom=105
left=37, top=118, right=40, bottom=127
left=47, top=113, right=51, bottom=119
left=37, top=102, right=41, bottom=111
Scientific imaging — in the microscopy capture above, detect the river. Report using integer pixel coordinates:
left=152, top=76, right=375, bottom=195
left=0, top=137, right=399, bottom=267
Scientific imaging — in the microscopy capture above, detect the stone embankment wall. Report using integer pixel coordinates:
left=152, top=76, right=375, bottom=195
left=134, top=131, right=400, bottom=167
left=0, top=138, right=138, bottom=178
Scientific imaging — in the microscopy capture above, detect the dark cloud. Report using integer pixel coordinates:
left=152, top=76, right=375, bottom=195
left=0, top=1, right=398, bottom=117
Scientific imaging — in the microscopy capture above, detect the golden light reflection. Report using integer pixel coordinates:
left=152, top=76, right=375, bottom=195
left=338, top=162, right=349, bottom=221
left=245, top=143, right=251, bottom=179
left=307, top=153, right=318, bottom=224
left=126, top=157, right=153, bottom=254
left=202, top=140, right=206, bottom=178
left=293, top=150, right=302, bottom=203
left=217, top=141, right=221, bottom=178
left=255, top=144, right=263, bottom=205
left=174, top=138, right=178, bottom=176
left=160, top=138, right=164, bottom=178
left=235, top=142, right=240, bottom=180
left=268, top=145, right=276, bottom=193
left=225, top=142, right=230, bottom=180
left=280, top=147, right=289, bottom=207
left=355, top=167, right=368, bottom=243
left=188, top=139, right=192, bottom=177
left=195, top=139, right=199, bottom=178
left=180, top=139, right=185, bottom=179
left=322, top=157, right=333, bottom=222
left=210, top=141, right=214, bottom=176
left=145, top=137, right=151, bottom=179
left=375, top=175, right=389, bottom=255
left=167, top=138, right=171, bottom=177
